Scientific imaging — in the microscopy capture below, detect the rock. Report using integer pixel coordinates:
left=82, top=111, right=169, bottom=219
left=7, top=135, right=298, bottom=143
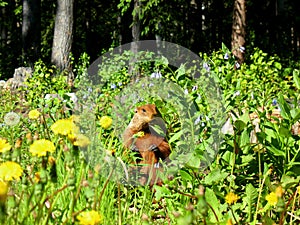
left=0, top=80, right=6, bottom=89
left=4, top=67, right=33, bottom=90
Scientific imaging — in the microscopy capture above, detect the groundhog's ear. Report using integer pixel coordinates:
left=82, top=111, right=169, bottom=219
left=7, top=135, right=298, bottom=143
left=149, top=104, right=157, bottom=113
left=153, top=105, right=162, bottom=117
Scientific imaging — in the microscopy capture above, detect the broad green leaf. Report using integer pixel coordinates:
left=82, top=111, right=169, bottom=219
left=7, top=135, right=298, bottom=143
left=281, top=175, right=300, bottom=189
left=168, top=130, right=183, bottom=143
left=266, top=146, right=285, bottom=157
left=176, top=64, right=186, bottom=80
left=179, top=170, right=192, bottom=182
left=240, top=129, right=250, bottom=147
left=274, top=62, right=282, bottom=70
left=205, top=187, right=223, bottom=222
left=243, top=183, right=257, bottom=222
left=185, top=155, right=201, bottom=169
left=293, top=69, right=300, bottom=89
left=278, top=94, right=291, bottom=120
left=204, top=168, right=229, bottom=185
left=234, top=119, right=247, bottom=132
left=291, top=108, right=300, bottom=121
left=241, top=154, right=255, bottom=166
left=278, top=126, right=291, bottom=138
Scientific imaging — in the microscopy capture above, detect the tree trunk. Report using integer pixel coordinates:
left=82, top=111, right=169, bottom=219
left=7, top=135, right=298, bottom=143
left=22, top=0, right=41, bottom=66
left=231, top=0, right=246, bottom=64
left=129, top=0, right=141, bottom=76
left=51, top=0, right=74, bottom=76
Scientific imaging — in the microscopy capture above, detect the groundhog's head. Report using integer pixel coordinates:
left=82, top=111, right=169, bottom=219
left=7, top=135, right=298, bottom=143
left=129, top=104, right=158, bottom=132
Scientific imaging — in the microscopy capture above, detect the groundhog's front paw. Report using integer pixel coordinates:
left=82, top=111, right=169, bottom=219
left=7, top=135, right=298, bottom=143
left=149, top=144, right=159, bottom=152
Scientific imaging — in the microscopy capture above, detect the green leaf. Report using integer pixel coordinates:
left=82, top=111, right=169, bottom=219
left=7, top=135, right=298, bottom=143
left=293, top=69, right=300, bottom=89
left=204, top=168, right=229, bottom=185
left=281, top=175, right=300, bottom=189
left=176, top=64, right=186, bottom=80
left=266, top=146, right=285, bottom=157
left=274, top=62, right=282, bottom=70
left=243, top=183, right=257, bottom=222
left=291, top=108, right=300, bottom=121
left=241, top=154, right=255, bottom=166
left=278, top=94, right=291, bottom=120
left=205, top=188, right=223, bottom=222
left=168, top=130, right=183, bottom=143
left=234, top=119, right=247, bottom=132
left=186, top=155, right=201, bottom=169
left=221, top=43, right=230, bottom=52
left=278, top=126, right=291, bottom=138
left=179, top=170, right=192, bottom=182
left=240, top=129, right=250, bottom=147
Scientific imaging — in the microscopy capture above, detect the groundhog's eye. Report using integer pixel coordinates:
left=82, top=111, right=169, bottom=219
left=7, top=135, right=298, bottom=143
left=142, top=108, right=146, bottom=113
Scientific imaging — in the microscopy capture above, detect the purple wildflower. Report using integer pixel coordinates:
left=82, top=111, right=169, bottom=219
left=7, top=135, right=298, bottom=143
left=150, top=72, right=162, bottom=79
left=203, top=62, right=210, bottom=72
left=224, top=53, right=229, bottom=60
left=192, top=85, right=198, bottom=91
left=194, top=116, right=201, bottom=125
left=239, top=46, right=245, bottom=53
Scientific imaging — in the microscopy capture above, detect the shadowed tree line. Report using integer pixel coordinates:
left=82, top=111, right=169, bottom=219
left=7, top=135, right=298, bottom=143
left=0, top=0, right=299, bottom=79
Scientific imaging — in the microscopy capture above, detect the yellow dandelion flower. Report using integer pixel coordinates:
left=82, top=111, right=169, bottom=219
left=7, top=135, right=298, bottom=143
left=0, top=181, right=8, bottom=203
left=266, top=192, right=278, bottom=206
left=275, top=186, right=284, bottom=197
left=225, top=192, right=239, bottom=205
left=28, top=109, right=40, bottom=120
left=99, top=116, right=112, bottom=129
left=29, top=139, right=55, bottom=157
left=34, top=172, right=41, bottom=183
left=77, top=210, right=103, bottom=225
left=0, top=161, right=23, bottom=181
left=0, top=138, right=11, bottom=153
left=51, top=119, right=75, bottom=136
left=72, top=133, right=90, bottom=147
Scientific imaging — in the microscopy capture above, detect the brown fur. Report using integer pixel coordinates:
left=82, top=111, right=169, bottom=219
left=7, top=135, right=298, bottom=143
left=123, top=104, right=171, bottom=185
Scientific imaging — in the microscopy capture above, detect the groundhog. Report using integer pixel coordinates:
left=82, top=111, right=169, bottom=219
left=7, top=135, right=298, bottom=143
left=123, top=104, right=171, bottom=185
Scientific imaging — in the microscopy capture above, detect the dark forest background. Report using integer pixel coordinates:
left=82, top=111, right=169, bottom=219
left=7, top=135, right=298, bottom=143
left=0, top=0, right=299, bottom=79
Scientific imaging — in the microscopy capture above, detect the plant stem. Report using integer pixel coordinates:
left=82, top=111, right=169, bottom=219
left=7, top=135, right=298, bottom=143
left=253, top=168, right=270, bottom=225
left=118, top=182, right=122, bottom=225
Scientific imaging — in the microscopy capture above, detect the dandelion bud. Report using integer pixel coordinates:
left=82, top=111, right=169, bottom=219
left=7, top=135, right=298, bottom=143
left=141, top=213, right=149, bottom=221
left=26, top=132, right=33, bottom=144
left=48, top=156, right=56, bottom=165
left=88, top=170, right=93, bottom=179
left=82, top=180, right=89, bottom=187
left=34, top=172, right=41, bottom=183
left=15, top=138, right=22, bottom=149
left=63, top=145, right=69, bottom=152
left=0, top=181, right=8, bottom=203
left=172, top=211, right=181, bottom=218
left=33, top=132, right=39, bottom=141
